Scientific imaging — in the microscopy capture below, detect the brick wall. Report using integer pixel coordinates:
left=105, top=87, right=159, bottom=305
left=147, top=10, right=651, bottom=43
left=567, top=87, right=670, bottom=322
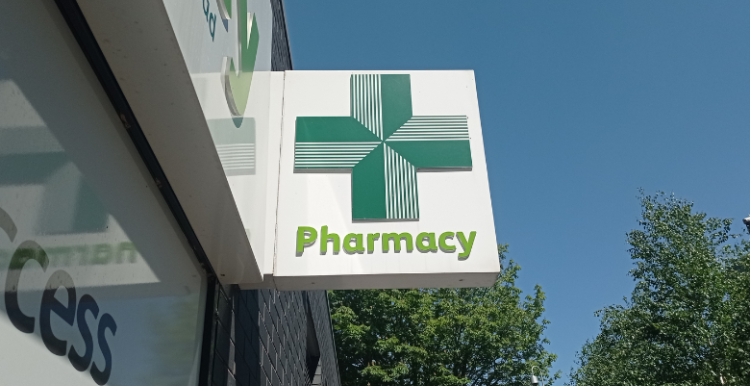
left=270, top=0, right=293, bottom=71
left=204, top=285, right=340, bottom=386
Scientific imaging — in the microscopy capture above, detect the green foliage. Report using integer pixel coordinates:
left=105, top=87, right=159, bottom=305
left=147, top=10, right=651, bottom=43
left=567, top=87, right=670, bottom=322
left=330, top=245, right=559, bottom=386
left=569, top=192, right=750, bottom=385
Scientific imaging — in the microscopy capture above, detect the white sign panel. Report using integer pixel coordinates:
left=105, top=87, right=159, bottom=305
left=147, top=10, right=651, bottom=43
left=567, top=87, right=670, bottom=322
left=164, top=0, right=277, bottom=280
left=272, top=71, right=500, bottom=290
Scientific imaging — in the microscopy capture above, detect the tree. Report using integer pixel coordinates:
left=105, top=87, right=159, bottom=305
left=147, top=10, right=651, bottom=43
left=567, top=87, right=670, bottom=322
left=568, top=192, right=750, bottom=385
left=329, top=245, right=559, bottom=386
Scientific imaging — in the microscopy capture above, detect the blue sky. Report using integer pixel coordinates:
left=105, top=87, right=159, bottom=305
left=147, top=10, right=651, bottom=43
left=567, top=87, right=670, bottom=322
left=284, top=0, right=750, bottom=381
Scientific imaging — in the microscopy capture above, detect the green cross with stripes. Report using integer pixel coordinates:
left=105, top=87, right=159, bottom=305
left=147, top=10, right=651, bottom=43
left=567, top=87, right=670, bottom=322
left=294, top=74, right=472, bottom=221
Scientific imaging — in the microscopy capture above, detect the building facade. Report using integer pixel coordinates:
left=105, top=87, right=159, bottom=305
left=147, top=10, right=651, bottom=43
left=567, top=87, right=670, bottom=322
left=0, top=1, right=340, bottom=385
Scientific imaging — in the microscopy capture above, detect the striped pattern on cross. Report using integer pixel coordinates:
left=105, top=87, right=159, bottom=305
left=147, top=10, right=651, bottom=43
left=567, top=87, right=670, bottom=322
left=350, top=74, right=384, bottom=140
left=384, top=144, right=418, bottom=219
left=293, top=74, right=472, bottom=221
left=294, top=142, right=380, bottom=169
left=387, top=116, right=469, bottom=141
left=217, top=143, right=255, bottom=174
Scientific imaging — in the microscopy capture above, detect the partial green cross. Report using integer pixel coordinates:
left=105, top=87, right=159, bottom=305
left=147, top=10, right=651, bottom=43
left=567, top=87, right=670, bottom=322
left=294, top=74, right=472, bottom=221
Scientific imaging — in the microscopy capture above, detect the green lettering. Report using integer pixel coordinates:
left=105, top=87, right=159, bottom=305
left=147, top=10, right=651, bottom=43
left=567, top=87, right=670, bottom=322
left=367, top=233, right=380, bottom=253
left=321, top=226, right=340, bottom=254
left=416, top=232, right=437, bottom=252
left=75, top=245, right=89, bottom=265
left=44, top=247, right=70, bottom=267
left=457, top=231, right=476, bottom=260
left=0, top=249, right=9, bottom=269
left=344, top=233, right=365, bottom=254
left=296, top=226, right=317, bottom=253
left=91, top=244, right=112, bottom=265
left=116, top=242, right=138, bottom=263
left=438, top=232, right=456, bottom=252
left=382, top=233, right=413, bottom=253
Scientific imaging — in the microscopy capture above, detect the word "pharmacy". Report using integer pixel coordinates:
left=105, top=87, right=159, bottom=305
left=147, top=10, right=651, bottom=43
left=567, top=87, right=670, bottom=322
left=296, top=226, right=477, bottom=259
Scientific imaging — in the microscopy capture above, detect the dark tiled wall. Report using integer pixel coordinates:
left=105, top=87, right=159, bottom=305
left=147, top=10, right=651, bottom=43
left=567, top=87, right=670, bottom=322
left=270, top=0, right=293, bottom=71
left=205, top=285, right=340, bottom=386
left=305, top=291, right=341, bottom=386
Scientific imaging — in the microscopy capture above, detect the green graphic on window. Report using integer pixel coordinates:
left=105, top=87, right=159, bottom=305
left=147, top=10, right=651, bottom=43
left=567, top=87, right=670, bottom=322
left=221, top=0, right=260, bottom=117
left=295, top=74, right=472, bottom=221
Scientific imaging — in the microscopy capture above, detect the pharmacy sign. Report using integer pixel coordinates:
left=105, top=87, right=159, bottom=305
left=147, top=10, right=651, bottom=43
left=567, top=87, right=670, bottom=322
left=274, top=71, right=499, bottom=290
left=294, top=74, right=472, bottom=221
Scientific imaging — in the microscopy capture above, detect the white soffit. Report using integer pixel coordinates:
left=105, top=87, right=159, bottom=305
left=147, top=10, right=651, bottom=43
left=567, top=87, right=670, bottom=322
left=76, top=0, right=262, bottom=284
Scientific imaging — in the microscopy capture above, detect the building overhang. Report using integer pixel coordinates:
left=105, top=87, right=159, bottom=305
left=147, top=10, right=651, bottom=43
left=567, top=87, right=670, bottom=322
left=74, top=0, right=262, bottom=284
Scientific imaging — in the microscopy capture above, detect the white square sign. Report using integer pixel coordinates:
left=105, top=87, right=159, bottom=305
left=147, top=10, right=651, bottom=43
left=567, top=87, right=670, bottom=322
left=273, top=71, right=499, bottom=290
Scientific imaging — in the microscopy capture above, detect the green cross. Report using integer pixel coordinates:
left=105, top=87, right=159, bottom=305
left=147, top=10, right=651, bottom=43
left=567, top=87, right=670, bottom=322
left=294, top=74, right=472, bottom=221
